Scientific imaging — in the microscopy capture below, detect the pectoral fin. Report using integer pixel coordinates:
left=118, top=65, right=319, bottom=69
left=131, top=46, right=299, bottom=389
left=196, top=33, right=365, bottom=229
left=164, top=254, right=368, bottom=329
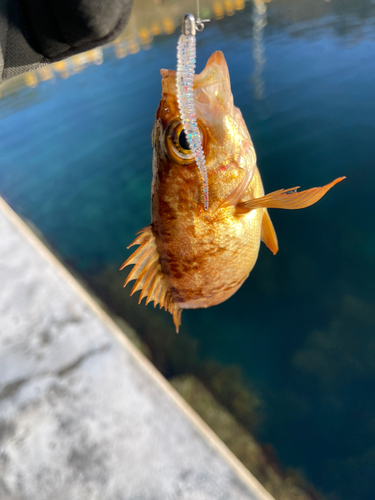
left=235, top=177, right=345, bottom=214
left=261, top=210, right=278, bottom=255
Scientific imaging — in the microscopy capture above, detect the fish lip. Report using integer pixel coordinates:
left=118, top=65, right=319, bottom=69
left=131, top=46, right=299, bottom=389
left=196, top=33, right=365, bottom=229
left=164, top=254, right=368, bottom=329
left=204, top=50, right=229, bottom=73
left=160, top=69, right=176, bottom=79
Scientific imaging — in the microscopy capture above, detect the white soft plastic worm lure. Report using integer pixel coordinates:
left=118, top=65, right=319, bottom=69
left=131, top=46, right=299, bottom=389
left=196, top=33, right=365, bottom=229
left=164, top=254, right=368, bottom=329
left=176, top=14, right=209, bottom=210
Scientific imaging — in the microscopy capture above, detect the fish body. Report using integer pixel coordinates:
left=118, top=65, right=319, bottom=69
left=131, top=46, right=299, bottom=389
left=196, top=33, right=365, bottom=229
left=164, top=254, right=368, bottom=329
left=121, top=51, right=344, bottom=331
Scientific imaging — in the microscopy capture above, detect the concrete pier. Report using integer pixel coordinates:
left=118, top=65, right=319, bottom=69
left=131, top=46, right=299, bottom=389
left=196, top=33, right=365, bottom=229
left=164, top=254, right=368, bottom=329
left=0, top=198, right=274, bottom=500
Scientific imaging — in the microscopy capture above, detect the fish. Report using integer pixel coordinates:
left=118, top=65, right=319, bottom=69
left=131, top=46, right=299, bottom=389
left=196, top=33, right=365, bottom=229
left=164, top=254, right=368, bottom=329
left=120, top=51, right=345, bottom=333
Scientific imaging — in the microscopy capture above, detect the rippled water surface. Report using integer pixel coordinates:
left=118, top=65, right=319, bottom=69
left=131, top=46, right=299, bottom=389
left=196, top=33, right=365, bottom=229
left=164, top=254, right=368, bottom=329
left=1, top=1, right=375, bottom=499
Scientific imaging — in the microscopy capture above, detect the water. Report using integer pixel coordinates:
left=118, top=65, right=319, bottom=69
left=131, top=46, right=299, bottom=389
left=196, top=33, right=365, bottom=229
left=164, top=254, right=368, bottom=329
left=1, top=1, right=375, bottom=498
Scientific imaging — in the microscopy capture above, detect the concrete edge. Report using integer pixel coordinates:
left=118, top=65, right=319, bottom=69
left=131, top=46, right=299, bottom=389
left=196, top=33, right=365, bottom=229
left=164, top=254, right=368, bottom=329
left=0, top=196, right=275, bottom=500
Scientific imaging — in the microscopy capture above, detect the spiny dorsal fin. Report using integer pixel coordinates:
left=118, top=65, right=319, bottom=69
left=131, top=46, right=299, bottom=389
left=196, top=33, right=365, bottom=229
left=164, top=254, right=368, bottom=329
left=120, top=225, right=182, bottom=333
left=261, top=210, right=278, bottom=255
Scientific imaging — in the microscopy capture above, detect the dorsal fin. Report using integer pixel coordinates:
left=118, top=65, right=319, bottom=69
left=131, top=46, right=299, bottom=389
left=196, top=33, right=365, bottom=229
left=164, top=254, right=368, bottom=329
left=120, top=225, right=182, bottom=332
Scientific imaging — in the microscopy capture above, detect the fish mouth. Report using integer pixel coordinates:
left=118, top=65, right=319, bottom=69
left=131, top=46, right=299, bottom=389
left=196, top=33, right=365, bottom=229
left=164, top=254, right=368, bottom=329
left=194, top=50, right=230, bottom=87
left=160, top=50, right=232, bottom=104
left=205, top=50, right=228, bottom=70
left=160, top=50, right=228, bottom=82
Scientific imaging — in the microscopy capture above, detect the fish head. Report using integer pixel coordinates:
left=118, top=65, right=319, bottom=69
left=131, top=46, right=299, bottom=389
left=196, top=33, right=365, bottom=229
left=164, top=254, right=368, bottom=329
left=154, top=51, right=257, bottom=210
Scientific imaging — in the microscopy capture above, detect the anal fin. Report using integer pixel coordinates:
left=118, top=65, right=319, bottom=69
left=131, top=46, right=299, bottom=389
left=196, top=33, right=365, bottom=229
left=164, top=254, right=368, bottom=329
left=261, top=210, right=278, bottom=255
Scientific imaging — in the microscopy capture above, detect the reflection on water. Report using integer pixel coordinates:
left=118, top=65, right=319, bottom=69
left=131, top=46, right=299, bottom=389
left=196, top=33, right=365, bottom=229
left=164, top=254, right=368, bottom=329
left=1, top=1, right=375, bottom=499
left=251, top=0, right=267, bottom=100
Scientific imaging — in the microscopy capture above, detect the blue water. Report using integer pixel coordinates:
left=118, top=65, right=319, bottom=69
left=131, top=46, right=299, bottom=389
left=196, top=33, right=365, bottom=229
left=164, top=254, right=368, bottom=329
left=1, top=3, right=375, bottom=499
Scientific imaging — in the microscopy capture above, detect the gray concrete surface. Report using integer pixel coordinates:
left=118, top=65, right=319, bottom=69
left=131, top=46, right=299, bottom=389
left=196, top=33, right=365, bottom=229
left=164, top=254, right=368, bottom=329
left=0, top=198, right=273, bottom=500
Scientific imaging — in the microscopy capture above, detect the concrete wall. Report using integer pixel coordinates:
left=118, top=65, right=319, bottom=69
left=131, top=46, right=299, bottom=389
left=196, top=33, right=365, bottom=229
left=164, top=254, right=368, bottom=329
left=0, top=197, right=274, bottom=500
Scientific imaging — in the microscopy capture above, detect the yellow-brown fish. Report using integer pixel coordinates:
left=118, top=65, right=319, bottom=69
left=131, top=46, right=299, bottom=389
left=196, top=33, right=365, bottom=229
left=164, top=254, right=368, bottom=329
left=121, top=51, right=344, bottom=332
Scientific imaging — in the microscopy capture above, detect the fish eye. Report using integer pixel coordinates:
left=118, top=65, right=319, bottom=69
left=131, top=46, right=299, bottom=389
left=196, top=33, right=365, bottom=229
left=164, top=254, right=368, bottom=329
left=164, top=119, right=205, bottom=165
left=178, top=129, right=190, bottom=152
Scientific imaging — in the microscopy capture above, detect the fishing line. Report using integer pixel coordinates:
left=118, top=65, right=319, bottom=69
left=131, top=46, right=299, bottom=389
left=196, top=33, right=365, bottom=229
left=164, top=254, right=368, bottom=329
left=176, top=7, right=209, bottom=209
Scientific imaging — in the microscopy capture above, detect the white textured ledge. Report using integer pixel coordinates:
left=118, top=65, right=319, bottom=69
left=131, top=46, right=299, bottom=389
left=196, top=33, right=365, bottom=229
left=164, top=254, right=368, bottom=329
left=0, top=197, right=274, bottom=500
